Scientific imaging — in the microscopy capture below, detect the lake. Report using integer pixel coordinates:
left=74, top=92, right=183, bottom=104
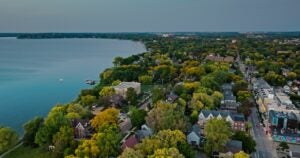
left=0, top=38, right=146, bottom=134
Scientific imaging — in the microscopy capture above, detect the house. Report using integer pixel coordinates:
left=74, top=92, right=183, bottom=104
left=71, top=119, right=92, bottom=139
left=110, top=94, right=125, bottom=107
left=233, top=114, right=246, bottom=131
left=219, top=140, right=243, bottom=158
left=268, top=110, right=300, bottom=144
left=187, top=124, right=201, bottom=146
left=198, top=110, right=246, bottom=131
left=205, top=54, right=224, bottom=62
left=91, top=106, right=104, bottom=115
left=121, top=135, right=139, bottom=150
left=221, top=83, right=239, bottom=110
left=205, top=54, right=235, bottom=63
left=284, top=85, right=291, bottom=94
left=113, top=82, right=141, bottom=98
left=221, top=83, right=236, bottom=104
left=276, top=92, right=293, bottom=106
left=223, top=56, right=235, bottom=63
left=223, top=89, right=236, bottom=104
left=136, top=124, right=153, bottom=141
left=118, top=113, right=132, bottom=134
left=166, top=93, right=179, bottom=103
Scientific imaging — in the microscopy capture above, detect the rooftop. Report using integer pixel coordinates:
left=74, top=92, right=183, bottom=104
left=114, top=82, right=140, bottom=89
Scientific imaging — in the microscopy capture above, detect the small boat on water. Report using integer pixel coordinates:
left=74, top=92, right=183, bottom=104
left=85, top=80, right=96, bottom=85
left=59, top=78, right=64, bottom=82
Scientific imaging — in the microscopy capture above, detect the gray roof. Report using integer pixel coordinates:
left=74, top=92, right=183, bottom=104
left=254, top=78, right=271, bottom=89
left=201, top=110, right=245, bottom=122
left=189, top=124, right=201, bottom=138
left=225, top=140, right=243, bottom=153
left=222, top=83, right=233, bottom=91
left=201, top=110, right=231, bottom=118
left=269, top=110, right=299, bottom=121
left=223, top=90, right=236, bottom=101
left=233, top=114, right=245, bottom=122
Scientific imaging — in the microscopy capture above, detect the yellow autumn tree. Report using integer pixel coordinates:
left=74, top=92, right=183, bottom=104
left=91, top=107, right=119, bottom=130
left=149, top=148, right=184, bottom=158
left=234, top=151, right=250, bottom=158
left=99, top=86, right=115, bottom=97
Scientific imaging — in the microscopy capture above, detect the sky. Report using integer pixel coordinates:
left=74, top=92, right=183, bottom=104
left=0, top=0, right=299, bottom=32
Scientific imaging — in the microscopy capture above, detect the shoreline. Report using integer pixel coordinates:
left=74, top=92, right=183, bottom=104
left=0, top=38, right=147, bottom=134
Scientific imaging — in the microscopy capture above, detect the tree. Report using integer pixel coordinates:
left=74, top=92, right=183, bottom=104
left=238, top=99, right=253, bottom=118
left=75, top=139, right=99, bottom=158
left=126, top=87, right=138, bottom=106
left=237, top=91, right=252, bottom=102
left=204, top=118, right=232, bottom=154
left=112, top=80, right=121, bottom=86
left=211, top=91, right=224, bottom=108
left=95, top=124, right=122, bottom=158
left=278, top=142, right=289, bottom=151
left=233, top=80, right=248, bottom=95
left=287, top=72, right=297, bottom=80
left=264, top=71, right=286, bottom=86
left=149, top=148, right=184, bottom=158
left=200, top=76, right=220, bottom=91
left=232, top=131, right=256, bottom=153
left=52, top=126, right=76, bottom=157
left=75, top=124, right=121, bottom=158
left=152, top=87, right=165, bottom=103
left=119, top=148, right=144, bottom=158
left=146, top=101, right=187, bottom=132
left=113, top=56, right=123, bottom=67
left=153, top=65, right=176, bottom=84
left=129, top=107, right=147, bottom=127
left=66, top=104, right=88, bottom=118
left=190, top=110, right=199, bottom=124
left=138, top=75, right=153, bottom=85
left=91, top=107, right=119, bottom=130
left=192, top=92, right=214, bottom=109
left=234, top=151, right=250, bottom=158
left=190, top=99, right=204, bottom=111
left=23, top=117, right=43, bottom=147
left=35, top=106, right=70, bottom=147
left=80, top=95, right=97, bottom=107
left=135, top=130, right=187, bottom=156
left=99, top=86, right=115, bottom=97
left=0, top=126, right=18, bottom=154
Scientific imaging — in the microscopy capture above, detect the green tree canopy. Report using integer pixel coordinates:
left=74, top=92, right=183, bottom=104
left=129, top=107, right=147, bottom=127
left=232, top=131, right=256, bottom=153
left=0, top=126, right=19, bottom=154
left=23, top=117, right=43, bottom=147
left=145, top=101, right=187, bottom=132
left=204, top=118, right=232, bottom=154
left=126, top=87, right=138, bottom=106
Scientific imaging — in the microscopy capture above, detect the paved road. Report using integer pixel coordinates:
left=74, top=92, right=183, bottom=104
left=236, top=53, right=278, bottom=158
left=250, top=108, right=278, bottom=158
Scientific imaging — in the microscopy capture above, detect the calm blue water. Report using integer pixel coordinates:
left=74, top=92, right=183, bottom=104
left=0, top=38, right=146, bottom=134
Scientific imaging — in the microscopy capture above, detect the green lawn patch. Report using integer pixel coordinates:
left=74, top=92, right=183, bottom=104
left=4, top=145, right=56, bottom=158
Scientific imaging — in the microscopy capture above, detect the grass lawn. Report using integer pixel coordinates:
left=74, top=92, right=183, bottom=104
left=141, top=85, right=154, bottom=93
left=4, top=145, right=56, bottom=158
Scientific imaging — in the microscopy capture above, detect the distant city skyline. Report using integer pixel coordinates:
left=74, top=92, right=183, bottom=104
left=0, top=0, right=299, bottom=32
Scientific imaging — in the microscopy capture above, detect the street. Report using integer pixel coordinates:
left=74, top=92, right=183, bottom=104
left=237, top=53, right=278, bottom=158
left=250, top=108, right=278, bottom=158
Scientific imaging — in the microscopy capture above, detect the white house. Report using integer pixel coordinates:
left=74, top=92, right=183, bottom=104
left=198, top=110, right=246, bottom=131
left=113, top=82, right=141, bottom=98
